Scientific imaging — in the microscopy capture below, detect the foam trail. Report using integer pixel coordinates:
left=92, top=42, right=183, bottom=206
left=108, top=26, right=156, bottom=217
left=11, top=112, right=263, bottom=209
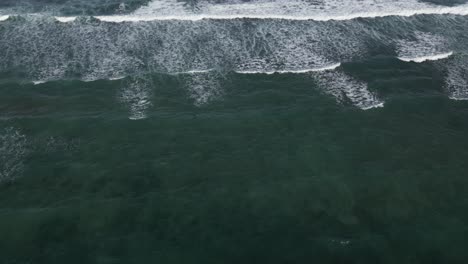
left=398, top=51, right=453, bottom=63
left=315, top=71, right=384, bottom=110
left=183, top=72, right=223, bottom=106
left=445, top=56, right=468, bottom=101
left=119, top=77, right=153, bottom=120
left=39, top=0, right=468, bottom=23
left=0, top=127, right=27, bottom=183
left=236, top=63, right=341, bottom=75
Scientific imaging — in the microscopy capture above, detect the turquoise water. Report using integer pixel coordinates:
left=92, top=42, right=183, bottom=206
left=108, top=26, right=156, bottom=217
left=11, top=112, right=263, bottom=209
left=1, top=0, right=468, bottom=263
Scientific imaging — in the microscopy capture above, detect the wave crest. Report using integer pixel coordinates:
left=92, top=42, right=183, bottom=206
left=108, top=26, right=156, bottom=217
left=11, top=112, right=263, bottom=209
left=48, top=0, right=468, bottom=23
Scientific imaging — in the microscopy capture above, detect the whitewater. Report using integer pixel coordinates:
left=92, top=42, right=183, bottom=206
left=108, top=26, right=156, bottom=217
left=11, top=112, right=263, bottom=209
left=398, top=51, right=453, bottom=63
left=0, top=0, right=468, bottom=22
left=1, top=0, right=468, bottom=109
left=235, top=63, right=342, bottom=75
left=95, top=0, right=468, bottom=23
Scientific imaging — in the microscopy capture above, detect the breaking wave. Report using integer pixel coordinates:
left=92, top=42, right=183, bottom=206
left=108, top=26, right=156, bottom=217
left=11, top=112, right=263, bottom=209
left=1, top=0, right=466, bottom=23
left=0, top=17, right=367, bottom=83
left=235, top=63, right=341, bottom=74
left=397, top=32, right=454, bottom=63
left=1, top=0, right=468, bottom=110
left=398, top=51, right=453, bottom=63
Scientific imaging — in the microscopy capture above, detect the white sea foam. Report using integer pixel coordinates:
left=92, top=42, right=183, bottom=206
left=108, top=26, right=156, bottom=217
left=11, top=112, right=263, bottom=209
left=183, top=72, right=223, bottom=106
left=32, top=80, right=46, bottom=85
left=2, top=0, right=467, bottom=23
left=236, top=63, right=341, bottom=74
left=109, top=76, right=126, bottom=81
left=34, top=0, right=468, bottom=23
left=1, top=2, right=459, bottom=94
left=31, top=75, right=125, bottom=85
left=0, top=128, right=27, bottom=183
left=0, top=13, right=364, bottom=84
left=119, top=77, right=153, bottom=120
left=0, top=0, right=388, bottom=83
left=315, top=71, right=384, bottom=110
left=397, top=32, right=452, bottom=64
left=55, top=16, right=77, bottom=23
left=361, top=101, right=385, bottom=110
left=398, top=51, right=453, bottom=63
left=450, top=96, right=468, bottom=100
left=445, top=56, right=468, bottom=101
left=177, top=69, right=214, bottom=75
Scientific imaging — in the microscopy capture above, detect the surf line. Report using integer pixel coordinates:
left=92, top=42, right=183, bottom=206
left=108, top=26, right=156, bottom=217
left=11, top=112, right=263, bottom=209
left=398, top=51, right=453, bottom=63
left=235, top=63, right=341, bottom=75
left=45, top=5, right=468, bottom=23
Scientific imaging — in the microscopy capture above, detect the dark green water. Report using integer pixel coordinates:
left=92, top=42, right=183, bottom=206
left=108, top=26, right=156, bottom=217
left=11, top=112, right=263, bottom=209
left=2, top=63, right=468, bottom=263
left=2, top=0, right=468, bottom=263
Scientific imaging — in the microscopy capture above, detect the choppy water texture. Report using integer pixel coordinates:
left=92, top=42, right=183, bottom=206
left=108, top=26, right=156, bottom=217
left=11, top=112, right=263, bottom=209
left=1, top=0, right=468, bottom=263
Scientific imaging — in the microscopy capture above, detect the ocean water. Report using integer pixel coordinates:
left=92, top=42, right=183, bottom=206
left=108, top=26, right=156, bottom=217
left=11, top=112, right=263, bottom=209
left=1, top=0, right=468, bottom=263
